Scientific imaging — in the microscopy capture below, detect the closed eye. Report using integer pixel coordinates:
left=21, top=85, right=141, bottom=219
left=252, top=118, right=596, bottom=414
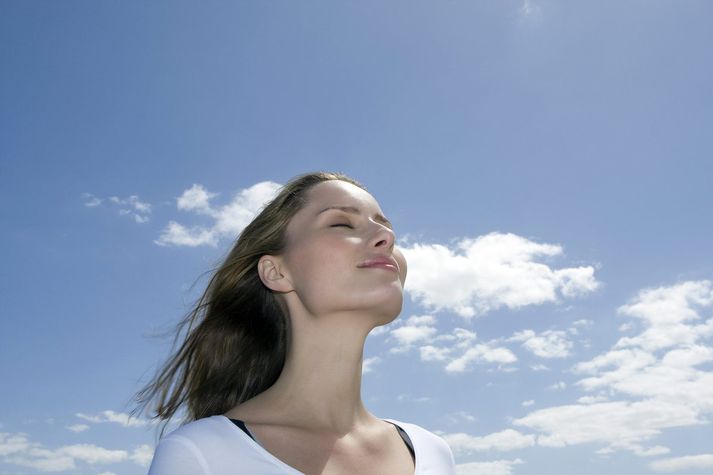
left=330, top=223, right=353, bottom=228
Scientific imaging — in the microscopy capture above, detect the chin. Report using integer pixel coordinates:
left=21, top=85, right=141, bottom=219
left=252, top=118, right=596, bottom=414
left=370, top=295, right=404, bottom=326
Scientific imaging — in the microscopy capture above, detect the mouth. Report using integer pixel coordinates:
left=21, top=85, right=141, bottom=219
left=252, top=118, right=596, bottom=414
left=357, top=257, right=400, bottom=273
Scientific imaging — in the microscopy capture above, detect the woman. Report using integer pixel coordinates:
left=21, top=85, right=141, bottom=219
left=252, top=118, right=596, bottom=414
left=137, top=172, right=456, bottom=474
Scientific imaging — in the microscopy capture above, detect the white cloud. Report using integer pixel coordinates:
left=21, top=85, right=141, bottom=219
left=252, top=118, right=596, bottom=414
left=576, top=395, right=608, bottom=405
left=510, top=329, right=573, bottom=358
left=111, top=195, right=151, bottom=223
left=572, top=282, right=713, bottom=416
left=362, top=356, right=381, bottom=374
left=515, top=398, right=701, bottom=453
left=619, top=322, right=635, bottom=332
left=57, top=444, right=126, bottom=464
left=129, top=444, right=154, bottom=467
left=614, top=281, right=713, bottom=352
left=388, top=315, right=439, bottom=353
left=0, top=428, right=151, bottom=473
left=3, top=450, right=76, bottom=472
left=156, top=181, right=281, bottom=247
left=530, top=363, right=549, bottom=371
left=404, top=315, right=437, bottom=326
left=521, top=400, right=535, bottom=407
left=176, top=184, right=218, bottom=214
left=0, top=432, right=31, bottom=456
left=518, top=0, right=542, bottom=22
left=83, top=193, right=152, bottom=223
left=66, top=424, right=89, bottom=433
left=396, top=394, right=431, bottom=403
left=631, top=445, right=670, bottom=457
left=401, top=233, right=599, bottom=318
left=445, top=344, right=517, bottom=373
left=456, top=458, right=524, bottom=475
left=446, top=411, right=477, bottom=424
left=420, top=345, right=451, bottom=362
left=508, top=280, right=713, bottom=459
left=1, top=432, right=127, bottom=472
left=567, top=319, right=593, bottom=337
left=415, top=327, right=516, bottom=373
left=154, top=221, right=217, bottom=247
left=444, top=429, right=535, bottom=454
left=81, top=193, right=102, bottom=207
left=75, top=410, right=149, bottom=428
left=650, top=454, right=713, bottom=472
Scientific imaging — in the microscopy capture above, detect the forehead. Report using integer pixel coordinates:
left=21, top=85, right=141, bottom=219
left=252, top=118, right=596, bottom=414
left=302, top=180, right=381, bottom=212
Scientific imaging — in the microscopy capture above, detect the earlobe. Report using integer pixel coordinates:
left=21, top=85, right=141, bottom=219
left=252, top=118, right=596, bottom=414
left=257, top=256, right=292, bottom=293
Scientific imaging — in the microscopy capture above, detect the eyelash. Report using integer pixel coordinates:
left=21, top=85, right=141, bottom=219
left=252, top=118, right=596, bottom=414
left=330, top=223, right=353, bottom=228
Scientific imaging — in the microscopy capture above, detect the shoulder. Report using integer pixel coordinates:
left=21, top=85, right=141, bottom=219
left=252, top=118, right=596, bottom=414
left=159, top=415, right=235, bottom=445
left=148, top=415, right=259, bottom=475
left=383, top=418, right=456, bottom=472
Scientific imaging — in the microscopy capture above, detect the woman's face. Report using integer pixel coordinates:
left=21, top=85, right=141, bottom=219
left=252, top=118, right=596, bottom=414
left=278, top=180, right=407, bottom=322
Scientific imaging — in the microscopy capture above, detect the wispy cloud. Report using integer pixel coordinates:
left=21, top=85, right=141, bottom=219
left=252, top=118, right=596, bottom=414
left=75, top=410, right=150, bottom=428
left=388, top=315, right=439, bottom=353
left=0, top=431, right=31, bottom=458
left=129, top=444, right=154, bottom=467
left=81, top=193, right=102, bottom=207
left=649, top=453, right=713, bottom=472
left=417, top=327, right=517, bottom=374
left=0, top=429, right=151, bottom=472
left=82, top=193, right=152, bottom=223
left=509, top=329, right=574, bottom=359
left=444, top=429, right=535, bottom=454
left=445, top=411, right=477, bottom=424
left=401, top=233, right=599, bottom=318
left=155, top=182, right=281, bottom=247
left=515, top=399, right=688, bottom=452
left=518, top=0, right=542, bottom=22
left=396, top=393, right=431, bottom=403
left=456, top=458, right=524, bottom=475
left=392, top=319, right=586, bottom=374
left=66, top=424, right=89, bottom=433
left=362, top=356, right=381, bottom=374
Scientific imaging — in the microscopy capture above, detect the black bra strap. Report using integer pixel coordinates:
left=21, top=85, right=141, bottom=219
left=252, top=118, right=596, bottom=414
left=230, top=418, right=256, bottom=441
left=383, top=420, right=416, bottom=462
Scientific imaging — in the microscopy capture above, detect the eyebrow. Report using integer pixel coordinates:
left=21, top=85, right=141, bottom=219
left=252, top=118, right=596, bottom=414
left=317, top=205, right=393, bottom=229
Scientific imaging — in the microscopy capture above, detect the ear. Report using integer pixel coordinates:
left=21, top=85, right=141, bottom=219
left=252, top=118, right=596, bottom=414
left=257, top=255, right=293, bottom=293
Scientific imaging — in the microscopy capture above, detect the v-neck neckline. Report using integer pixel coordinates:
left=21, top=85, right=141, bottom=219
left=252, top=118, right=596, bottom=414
left=217, top=415, right=419, bottom=475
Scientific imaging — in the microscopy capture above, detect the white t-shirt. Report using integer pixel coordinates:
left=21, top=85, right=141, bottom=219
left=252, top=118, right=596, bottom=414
left=148, top=415, right=456, bottom=475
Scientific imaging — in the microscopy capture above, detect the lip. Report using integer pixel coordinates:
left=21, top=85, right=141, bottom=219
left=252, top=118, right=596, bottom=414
left=357, top=256, right=400, bottom=273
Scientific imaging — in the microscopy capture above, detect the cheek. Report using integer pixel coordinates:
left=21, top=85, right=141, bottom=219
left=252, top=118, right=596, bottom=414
left=285, top=239, right=351, bottom=286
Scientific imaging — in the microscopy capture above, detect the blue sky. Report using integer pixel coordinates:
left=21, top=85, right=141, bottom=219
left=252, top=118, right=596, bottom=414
left=2, top=1, right=713, bottom=474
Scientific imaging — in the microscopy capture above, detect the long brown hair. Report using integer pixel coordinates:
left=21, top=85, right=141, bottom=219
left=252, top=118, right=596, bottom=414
left=130, top=172, right=364, bottom=441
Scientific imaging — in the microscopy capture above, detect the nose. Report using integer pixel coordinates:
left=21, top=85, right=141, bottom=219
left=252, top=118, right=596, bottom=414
left=370, top=222, right=395, bottom=251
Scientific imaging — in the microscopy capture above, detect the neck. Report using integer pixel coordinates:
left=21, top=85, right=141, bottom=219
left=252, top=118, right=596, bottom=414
left=249, top=312, right=377, bottom=435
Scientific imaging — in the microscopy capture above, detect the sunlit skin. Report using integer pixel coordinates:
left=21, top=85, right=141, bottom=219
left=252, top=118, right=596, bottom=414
left=223, top=180, right=413, bottom=475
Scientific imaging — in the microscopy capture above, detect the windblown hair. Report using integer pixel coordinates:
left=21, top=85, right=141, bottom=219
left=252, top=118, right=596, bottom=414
left=130, top=172, right=364, bottom=441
